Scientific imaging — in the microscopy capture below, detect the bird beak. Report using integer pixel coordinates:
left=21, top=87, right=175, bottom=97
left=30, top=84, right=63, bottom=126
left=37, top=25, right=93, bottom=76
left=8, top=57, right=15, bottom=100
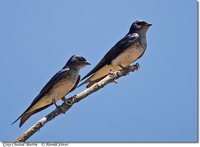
left=84, top=61, right=91, bottom=65
left=147, top=23, right=152, bottom=27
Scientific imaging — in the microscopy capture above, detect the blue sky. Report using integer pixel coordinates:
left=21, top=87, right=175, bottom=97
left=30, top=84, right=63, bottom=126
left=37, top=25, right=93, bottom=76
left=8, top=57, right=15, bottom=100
left=0, top=0, right=197, bottom=142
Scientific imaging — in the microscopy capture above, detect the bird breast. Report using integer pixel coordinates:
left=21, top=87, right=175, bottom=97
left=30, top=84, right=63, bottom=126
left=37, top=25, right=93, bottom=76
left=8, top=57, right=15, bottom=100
left=26, top=69, right=79, bottom=113
left=89, top=42, right=146, bottom=82
left=49, top=71, right=79, bottom=101
left=49, top=80, right=75, bottom=100
left=111, top=42, right=145, bottom=67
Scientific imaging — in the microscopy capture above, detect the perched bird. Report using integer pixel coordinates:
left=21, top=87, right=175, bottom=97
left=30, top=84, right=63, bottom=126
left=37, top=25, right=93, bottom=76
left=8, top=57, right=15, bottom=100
left=79, top=20, right=152, bottom=88
left=12, top=55, right=90, bottom=127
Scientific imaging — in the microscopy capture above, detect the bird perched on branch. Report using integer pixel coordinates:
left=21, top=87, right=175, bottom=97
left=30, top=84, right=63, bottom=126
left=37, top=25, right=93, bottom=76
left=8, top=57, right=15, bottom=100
left=79, top=20, right=152, bottom=88
left=12, top=55, right=90, bottom=127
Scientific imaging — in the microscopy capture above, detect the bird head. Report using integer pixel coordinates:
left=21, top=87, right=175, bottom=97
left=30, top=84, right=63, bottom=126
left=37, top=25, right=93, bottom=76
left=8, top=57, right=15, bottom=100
left=129, top=20, right=152, bottom=34
left=64, top=55, right=90, bottom=69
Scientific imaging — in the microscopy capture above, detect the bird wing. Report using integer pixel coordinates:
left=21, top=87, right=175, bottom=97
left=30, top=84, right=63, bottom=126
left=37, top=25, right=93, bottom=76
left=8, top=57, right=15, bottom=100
left=80, top=33, right=139, bottom=82
left=68, top=75, right=80, bottom=93
left=30, top=68, right=70, bottom=105
left=12, top=68, right=71, bottom=126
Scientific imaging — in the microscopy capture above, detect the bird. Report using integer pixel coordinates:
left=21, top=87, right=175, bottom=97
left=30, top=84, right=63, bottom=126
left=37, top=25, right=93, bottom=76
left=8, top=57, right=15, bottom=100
left=12, top=55, right=90, bottom=127
left=79, top=20, right=152, bottom=88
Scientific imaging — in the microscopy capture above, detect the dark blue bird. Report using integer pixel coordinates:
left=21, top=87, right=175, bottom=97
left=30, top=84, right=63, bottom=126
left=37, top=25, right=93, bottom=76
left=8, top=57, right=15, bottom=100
left=12, top=55, right=90, bottom=127
left=79, top=20, right=152, bottom=88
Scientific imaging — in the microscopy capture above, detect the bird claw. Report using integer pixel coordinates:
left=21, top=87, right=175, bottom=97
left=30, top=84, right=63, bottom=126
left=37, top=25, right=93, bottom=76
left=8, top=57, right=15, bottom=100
left=61, top=97, right=67, bottom=103
left=108, top=70, right=115, bottom=76
left=112, top=79, right=118, bottom=83
left=72, top=95, right=78, bottom=103
left=134, top=63, right=140, bottom=70
left=119, top=64, right=130, bottom=75
left=53, top=99, right=65, bottom=114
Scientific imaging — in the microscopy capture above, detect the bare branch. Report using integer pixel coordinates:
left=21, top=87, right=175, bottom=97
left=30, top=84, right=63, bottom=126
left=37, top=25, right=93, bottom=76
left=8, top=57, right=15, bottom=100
left=15, top=63, right=140, bottom=142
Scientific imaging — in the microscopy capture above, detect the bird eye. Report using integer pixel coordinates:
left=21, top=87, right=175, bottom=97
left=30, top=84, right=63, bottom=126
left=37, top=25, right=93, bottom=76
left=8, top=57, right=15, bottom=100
left=75, top=57, right=85, bottom=62
left=137, top=21, right=147, bottom=26
left=80, top=57, right=86, bottom=61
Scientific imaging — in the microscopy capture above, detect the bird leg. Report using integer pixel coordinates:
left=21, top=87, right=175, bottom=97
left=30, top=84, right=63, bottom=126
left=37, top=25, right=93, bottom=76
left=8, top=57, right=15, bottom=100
left=72, top=95, right=79, bottom=103
left=109, top=69, right=118, bottom=84
left=61, top=97, right=67, bottom=103
left=53, top=99, right=65, bottom=114
left=134, top=63, right=140, bottom=71
left=119, top=64, right=130, bottom=75
left=112, top=79, right=118, bottom=83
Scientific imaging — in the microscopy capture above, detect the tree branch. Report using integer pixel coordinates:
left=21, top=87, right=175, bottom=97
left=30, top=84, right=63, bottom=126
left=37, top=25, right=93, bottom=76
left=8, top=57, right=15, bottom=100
left=15, top=63, right=140, bottom=142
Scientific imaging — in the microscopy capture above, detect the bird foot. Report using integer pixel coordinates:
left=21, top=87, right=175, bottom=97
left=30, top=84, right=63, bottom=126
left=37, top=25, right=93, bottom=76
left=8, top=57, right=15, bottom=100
left=112, top=79, right=118, bottom=84
left=53, top=99, right=65, bottom=114
left=134, top=63, right=140, bottom=70
left=119, top=64, right=131, bottom=74
left=61, top=97, right=67, bottom=103
left=72, top=95, right=78, bottom=103
left=109, top=70, right=115, bottom=75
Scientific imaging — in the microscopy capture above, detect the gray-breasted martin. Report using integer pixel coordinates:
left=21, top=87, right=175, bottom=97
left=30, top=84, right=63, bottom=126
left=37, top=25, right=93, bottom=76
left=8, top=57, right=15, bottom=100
left=79, top=20, right=151, bottom=88
left=12, top=55, right=90, bottom=127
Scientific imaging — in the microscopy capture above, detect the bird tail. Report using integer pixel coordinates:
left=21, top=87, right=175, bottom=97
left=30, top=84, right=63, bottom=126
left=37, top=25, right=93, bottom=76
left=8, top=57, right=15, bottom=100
left=12, top=103, right=52, bottom=127
left=86, top=81, right=96, bottom=88
left=19, top=104, right=52, bottom=127
left=11, top=112, right=33, bottom=128
left=77, top=80, right=88, bottom=88
left=11, top=115, right=22, bottom=126
left=19, top=113, right=33, bottom=127
left=78, top=76, right=106, bottom=88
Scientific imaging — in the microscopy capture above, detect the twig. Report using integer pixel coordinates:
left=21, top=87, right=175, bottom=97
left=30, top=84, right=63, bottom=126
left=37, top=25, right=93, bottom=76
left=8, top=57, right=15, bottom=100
left=15, top=63, right=140, bottom=142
